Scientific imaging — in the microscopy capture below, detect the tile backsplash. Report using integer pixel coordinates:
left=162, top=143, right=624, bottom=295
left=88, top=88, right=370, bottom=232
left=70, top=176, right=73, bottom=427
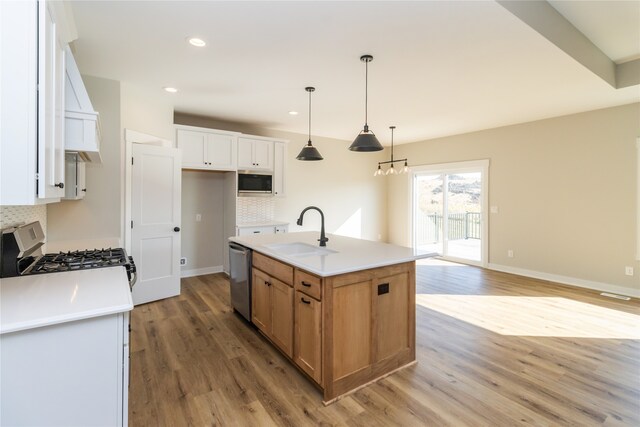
left=0, top=205, right=48, bottom=236
left=236, top=197, right=275, bottom=224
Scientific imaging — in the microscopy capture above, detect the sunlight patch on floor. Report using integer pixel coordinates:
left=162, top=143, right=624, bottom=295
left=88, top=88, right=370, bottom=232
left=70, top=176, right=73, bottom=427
left=417, top=258, right=468, bottom=267
left=416, top=294, right=640, bottom=339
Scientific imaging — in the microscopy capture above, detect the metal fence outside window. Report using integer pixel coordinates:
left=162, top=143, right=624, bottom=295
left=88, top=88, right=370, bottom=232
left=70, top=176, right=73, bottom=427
left=415, top=212, right=481, bottom=245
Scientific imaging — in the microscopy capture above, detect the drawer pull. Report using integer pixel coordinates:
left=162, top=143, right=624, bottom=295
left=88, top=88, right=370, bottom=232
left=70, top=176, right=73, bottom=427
left=301, top=297, right=311, bottom=304
left=301, top=281, right=312, bottom=287
left=265, top=281, right=271, bottom=286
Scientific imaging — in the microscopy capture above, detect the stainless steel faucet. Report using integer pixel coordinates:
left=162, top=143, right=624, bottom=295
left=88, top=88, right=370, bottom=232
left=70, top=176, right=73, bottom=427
left=296, top=206, right=329, bottom=247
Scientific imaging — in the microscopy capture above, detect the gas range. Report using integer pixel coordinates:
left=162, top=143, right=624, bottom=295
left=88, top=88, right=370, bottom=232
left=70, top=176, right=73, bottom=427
left=1, top=222, right=137, bottom=288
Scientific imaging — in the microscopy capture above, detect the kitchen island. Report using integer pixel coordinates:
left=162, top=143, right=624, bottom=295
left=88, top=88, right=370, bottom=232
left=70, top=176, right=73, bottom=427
left=229, top=232, right=433, bottom=404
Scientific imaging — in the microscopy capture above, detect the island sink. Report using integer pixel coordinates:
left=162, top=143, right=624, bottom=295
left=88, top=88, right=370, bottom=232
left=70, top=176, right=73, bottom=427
left=263, top=242, right=337, bottom=257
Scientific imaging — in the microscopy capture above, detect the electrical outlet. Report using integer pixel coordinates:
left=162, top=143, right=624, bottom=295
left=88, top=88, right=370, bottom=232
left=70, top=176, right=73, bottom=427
left=507, top=250, right=514, bottom=258
left=196, top=214, right=202, bottom=222
left=625, top=266, right=634, bottom=276
left=180, top=257, right=187, bottom=266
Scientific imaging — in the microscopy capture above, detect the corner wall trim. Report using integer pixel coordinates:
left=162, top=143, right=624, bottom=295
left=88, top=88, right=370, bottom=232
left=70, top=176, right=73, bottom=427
left=486, top=263, right=639, bottom=298
left=181, top=265, right=224, bottom=278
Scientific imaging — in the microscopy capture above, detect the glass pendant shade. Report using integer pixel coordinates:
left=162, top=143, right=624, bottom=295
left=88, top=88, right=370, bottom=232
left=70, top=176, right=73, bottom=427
left=385, top=164, right=398, bottom=175
left=401, top=161, right=409, bottom=174
left=374, top=164, right=383, bottom=176
left=296, top=142, right=323, bottom=161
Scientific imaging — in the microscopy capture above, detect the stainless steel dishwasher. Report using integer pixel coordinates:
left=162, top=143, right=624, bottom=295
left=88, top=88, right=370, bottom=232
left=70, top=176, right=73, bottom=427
left=228, top=242, right=252, bottom=322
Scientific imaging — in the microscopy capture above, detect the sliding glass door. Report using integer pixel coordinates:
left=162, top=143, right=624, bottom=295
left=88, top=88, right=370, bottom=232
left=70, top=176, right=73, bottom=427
left=412, top=161, right=488, bottom=266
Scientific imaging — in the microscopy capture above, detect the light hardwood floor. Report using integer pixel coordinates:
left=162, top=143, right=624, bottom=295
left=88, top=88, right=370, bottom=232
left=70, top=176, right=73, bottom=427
left=129, top=260, right=640, bottom=426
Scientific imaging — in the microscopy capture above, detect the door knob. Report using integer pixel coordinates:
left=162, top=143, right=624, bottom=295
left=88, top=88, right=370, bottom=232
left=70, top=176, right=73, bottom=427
left=174, top=227, right=181, bottom=232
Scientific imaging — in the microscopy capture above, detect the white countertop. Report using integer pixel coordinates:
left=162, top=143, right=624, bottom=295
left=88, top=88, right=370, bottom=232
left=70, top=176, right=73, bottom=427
left=1, top=267, right=133, bottom=335
left=229, top=232, right=435, bottom=277
left=236, top=221, right=289, bottom=228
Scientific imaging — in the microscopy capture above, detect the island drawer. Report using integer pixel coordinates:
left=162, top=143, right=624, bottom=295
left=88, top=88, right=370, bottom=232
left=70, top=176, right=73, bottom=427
left=253, top=252, right=293, bottom=284
left=294, top=269, right=322, bottom=300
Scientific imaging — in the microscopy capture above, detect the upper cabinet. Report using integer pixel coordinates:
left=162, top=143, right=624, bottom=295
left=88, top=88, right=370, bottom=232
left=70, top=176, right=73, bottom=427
left=0, top=1, right=76, bottom=205
left=176, top=126, right=238, bottom=171
left=238, top=137, right=273, bottom=171
left=63, top=152, right=86, bottom=201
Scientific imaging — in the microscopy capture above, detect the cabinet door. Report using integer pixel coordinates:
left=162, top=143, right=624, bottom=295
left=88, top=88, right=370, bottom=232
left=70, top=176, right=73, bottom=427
left=177, top=129, right=208, bottom=169
left=252, top=140, right=273, bottom=170
left=38, top=1, right=66, bottom=199
left=77, top=160, right=86, bottom=199
left=273, top=142, right=285, bottom=196
left=237, top=138, right=254, bottom=169
left=63, top=153, right=86, bottom=200
left=206, top=133, right=236, bottom=170
left=270, top=278, right=293, bottom=357
left=252, top=269, right=272, bottom=334
left=375, top=273, right=410, bottom=361
left=294, top=291, right=322, bottom=383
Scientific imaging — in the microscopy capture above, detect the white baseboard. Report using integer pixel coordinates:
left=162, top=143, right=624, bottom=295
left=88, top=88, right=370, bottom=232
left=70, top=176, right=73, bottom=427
left=181, top=265, right=224, bottom=278
left=487, top=263, right=639, bottom=298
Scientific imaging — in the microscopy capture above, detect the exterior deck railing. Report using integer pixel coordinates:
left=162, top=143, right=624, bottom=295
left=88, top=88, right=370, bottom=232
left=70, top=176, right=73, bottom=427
left=415, top=212, right=481, bottom=245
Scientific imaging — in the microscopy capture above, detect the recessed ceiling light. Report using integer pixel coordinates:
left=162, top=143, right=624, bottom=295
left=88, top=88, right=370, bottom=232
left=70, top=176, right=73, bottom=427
left=164, top=87, right=178, bottom=93
left=188, top=37, right=206, bottom=47
left=288, top=111, right=299, bottom=115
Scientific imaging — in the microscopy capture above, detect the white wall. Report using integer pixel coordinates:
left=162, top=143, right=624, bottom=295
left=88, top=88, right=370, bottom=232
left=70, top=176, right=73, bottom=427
left=388, top=103, right=640, bottom=294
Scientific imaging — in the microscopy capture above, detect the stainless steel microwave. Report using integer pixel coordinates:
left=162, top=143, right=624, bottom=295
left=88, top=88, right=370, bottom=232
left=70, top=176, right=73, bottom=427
left=238, top=171, right=273, bottom=196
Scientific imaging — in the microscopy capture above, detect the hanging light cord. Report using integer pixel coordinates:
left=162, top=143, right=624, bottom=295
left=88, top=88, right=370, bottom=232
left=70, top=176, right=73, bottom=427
left=308, top=89, right=312, bottom=145
left=364, top=59, right=368, bottom=127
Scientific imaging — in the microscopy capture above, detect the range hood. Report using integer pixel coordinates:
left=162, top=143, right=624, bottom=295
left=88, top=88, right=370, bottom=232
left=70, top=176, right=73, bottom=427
left=65, top=47, right=102, bottom=163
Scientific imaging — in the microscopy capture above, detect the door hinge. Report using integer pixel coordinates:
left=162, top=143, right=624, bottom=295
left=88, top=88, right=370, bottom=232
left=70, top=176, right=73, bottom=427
left=131, top=220, right=133, bottom=229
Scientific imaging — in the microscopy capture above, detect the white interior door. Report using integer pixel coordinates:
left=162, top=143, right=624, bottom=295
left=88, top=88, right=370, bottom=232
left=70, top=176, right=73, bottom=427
left=131, top=143, right=181, bottom=305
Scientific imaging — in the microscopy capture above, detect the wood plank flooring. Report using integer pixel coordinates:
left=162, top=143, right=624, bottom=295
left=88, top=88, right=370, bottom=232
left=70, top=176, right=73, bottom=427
left=129, top=260, right=640, bottom=426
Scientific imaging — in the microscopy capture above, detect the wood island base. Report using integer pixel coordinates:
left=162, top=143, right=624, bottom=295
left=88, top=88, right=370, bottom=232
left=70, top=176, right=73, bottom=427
left=250, top=251, right=416, bottom=404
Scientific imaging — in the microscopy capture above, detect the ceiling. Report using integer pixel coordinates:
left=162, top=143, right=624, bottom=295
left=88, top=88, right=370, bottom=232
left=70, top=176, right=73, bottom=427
left=69, top=1, right=640, bottom=145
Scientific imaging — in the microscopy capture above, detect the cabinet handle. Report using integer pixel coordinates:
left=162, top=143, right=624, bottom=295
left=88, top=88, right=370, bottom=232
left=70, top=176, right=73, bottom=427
left=266, top=281, right=271, bottom=286
left=174, top=227, right=181, bottom=232
left=81, top=189, right=87, bottom=192
left=301, top=297, right=311, bottom=304
left=54, top=182, right=64, bottom=188
left=301, top=281, right=311, bottom=287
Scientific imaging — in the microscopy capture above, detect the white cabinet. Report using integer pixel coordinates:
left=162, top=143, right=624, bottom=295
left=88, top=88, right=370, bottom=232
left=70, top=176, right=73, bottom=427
left=237, top=224, right=288, bottom=236
left=273, top=142, right=286, bottom=197
left=275, top=225, right=288, bottom=234
left=0, top=312, right=130, bottom=426
left=0, top=1, right=72, bottom=205
left=63, top=152, right=86, bottom=200
left=176, top=127, right=238, bottom=171
left=238, top=137, right=273, bottom=170
left=238, top=225, right=277, bottom=236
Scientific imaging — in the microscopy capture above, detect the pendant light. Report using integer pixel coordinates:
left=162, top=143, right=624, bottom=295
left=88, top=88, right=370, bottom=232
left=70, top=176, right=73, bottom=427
left=296, top=87, right=323, bottom=161
left=374, top=126, right=409, bottom=176
left=349, top=55, right=383, bottom=152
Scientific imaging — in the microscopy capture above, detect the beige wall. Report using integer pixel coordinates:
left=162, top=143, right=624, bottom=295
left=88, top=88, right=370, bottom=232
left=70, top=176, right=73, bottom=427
left=181, top=170, right=227, bottom=272
left=175, top=113, right=388, bottom=242
left=47, top=76, right=121, bottom=245
left=388, top=103, right=640, bottom=292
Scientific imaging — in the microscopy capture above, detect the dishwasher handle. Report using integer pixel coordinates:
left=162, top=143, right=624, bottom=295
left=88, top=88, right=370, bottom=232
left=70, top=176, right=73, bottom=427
left=229, top=242, right=250, bottom=254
